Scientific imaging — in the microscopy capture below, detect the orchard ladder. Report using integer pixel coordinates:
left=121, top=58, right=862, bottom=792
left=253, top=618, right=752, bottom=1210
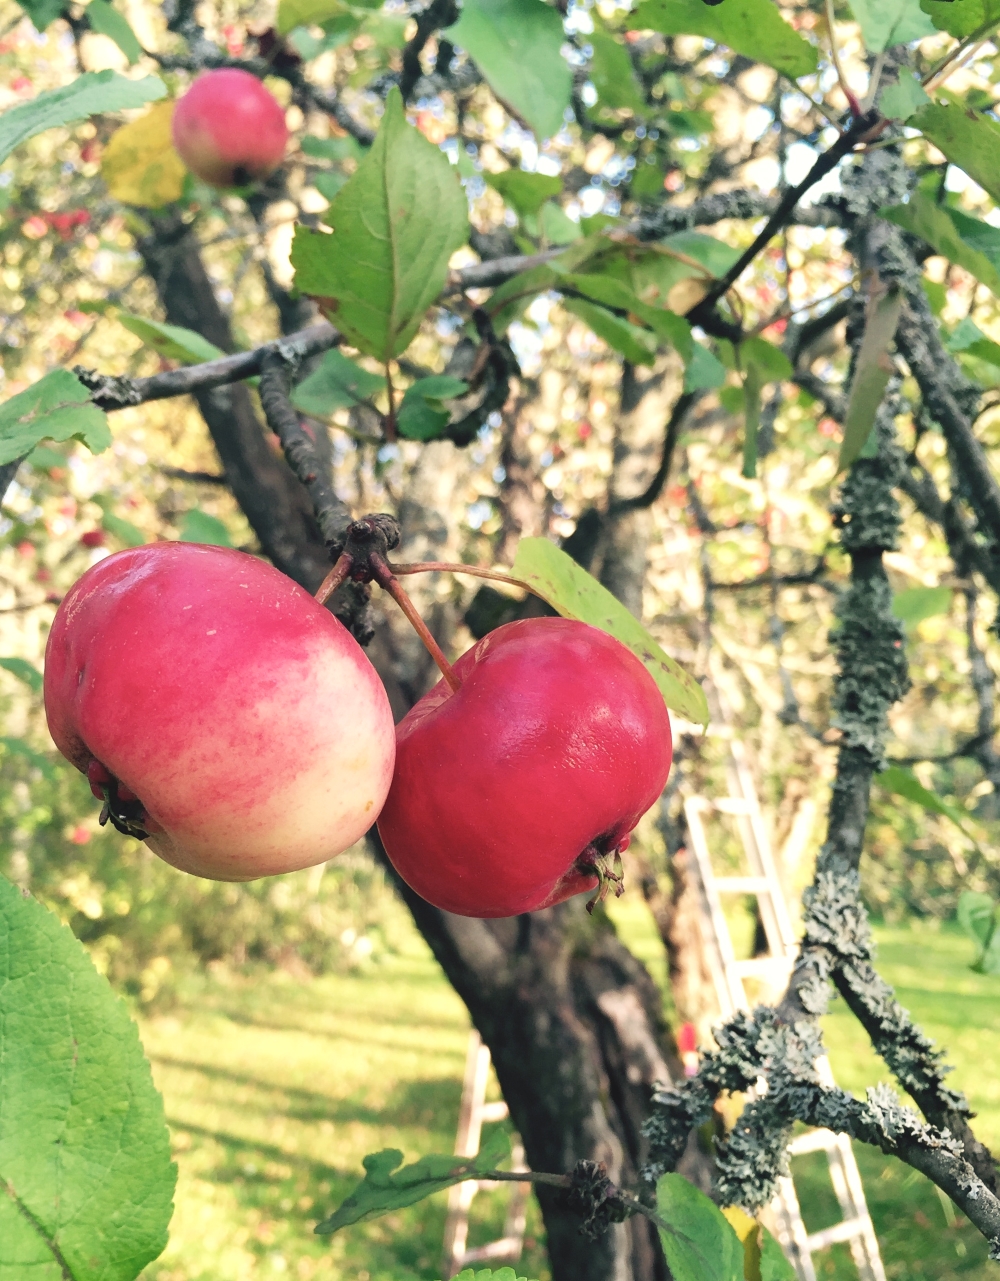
left=683, top=729, right=885, bottom=1281
left=441, top=1029, right=531, bottom=1279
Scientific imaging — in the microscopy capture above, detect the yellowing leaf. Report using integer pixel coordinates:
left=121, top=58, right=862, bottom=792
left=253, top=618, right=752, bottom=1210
left=102, top=100, right=186, bottom=208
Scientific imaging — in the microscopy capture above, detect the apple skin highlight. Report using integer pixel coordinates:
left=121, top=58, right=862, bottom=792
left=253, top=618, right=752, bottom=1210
left=377, top=617, right=673, bottom=918
left=172, top=68, right=288, bottom=187
left=44, top=543, right=395, bottom=880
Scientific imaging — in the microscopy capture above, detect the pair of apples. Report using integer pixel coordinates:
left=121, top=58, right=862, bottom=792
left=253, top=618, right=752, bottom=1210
left=44, top=545, right=673, bottom=918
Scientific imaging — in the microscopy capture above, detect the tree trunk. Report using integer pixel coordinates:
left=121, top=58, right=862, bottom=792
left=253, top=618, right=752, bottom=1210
left=138, top=216, right=687, bottom=1280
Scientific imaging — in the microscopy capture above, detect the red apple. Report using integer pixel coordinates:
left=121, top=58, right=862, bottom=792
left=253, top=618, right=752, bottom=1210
left=171, top=68, right=288, bottom=188
left=44, top=543, right=395, bottom=880
left=377, top=617, right=672, bottom=917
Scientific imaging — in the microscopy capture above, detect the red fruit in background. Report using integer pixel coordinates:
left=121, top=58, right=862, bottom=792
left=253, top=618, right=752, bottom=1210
left=80, top=529, right=106, bottom=548
left=377, top=618, right=672, bottom=918
left=44, top=543, right=395, bottom=880
left=172, top=68, right=288, bottom=187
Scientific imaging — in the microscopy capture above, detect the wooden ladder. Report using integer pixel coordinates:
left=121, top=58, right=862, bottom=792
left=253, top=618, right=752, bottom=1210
left=440, top=1029, right=530, bottom=1279
left=683, top=729, right=885, bottom=1281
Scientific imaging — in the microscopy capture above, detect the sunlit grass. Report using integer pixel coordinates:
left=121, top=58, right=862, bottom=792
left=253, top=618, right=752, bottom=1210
left=140, top=906, right=999, bottom=1281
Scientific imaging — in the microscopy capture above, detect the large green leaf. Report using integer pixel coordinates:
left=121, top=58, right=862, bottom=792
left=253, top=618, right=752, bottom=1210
left=0, top=875, right=176, bottom=1281
left=882, top=192, right=1000, bottom=297
left=562, top=297, right=659, bottom=365
left=291, top=88, right=467, bottom=362
left=0, top=71, right=165, bottom=165
left=589, top=26, right=646, bottom=115
left=946, top=206, right=1000, bottom=276
left=484, top=169, right=562, bottom=217
left=0, top=657, right=43, bottom=693
left=15, top=0, right=63, bottom=30
left=920, top=0, right=1000, bottom=38
left=655, top=1174, right=744, bottom=1281
left=947, top=316, right=1000, bottom=371
left=880, top=67, right=931, bottom=120
left=292, top=349, right=386, bottom=419
left=315, top=1130, right=510, bottom=1234
left=911, top=103, right=1000, bottom=204
left=438, top=1271, right=540, bottom=1281
left=847, top=0, right=936, bottom=51
left=0, top=370, right=111, bottom=467
left=117, top=314, right=226, bottom=364
left=510, top=538, right=709, bottom=725
left=85, top=0, right=143, bottom=63
left=444, top=0, right=572, bottom=140
left=838, top=288, right=904, bottom=472
left=179, top=511, right=233, bottom=547
left=631, top=0, right=818, bottom=78
left=878, top=765, right=981, bottom=851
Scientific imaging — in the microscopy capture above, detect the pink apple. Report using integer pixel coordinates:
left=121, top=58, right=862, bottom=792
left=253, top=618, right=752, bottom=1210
left=172, top=68, right=289, bottom=188
left=44, top=543, right=395, bottom=880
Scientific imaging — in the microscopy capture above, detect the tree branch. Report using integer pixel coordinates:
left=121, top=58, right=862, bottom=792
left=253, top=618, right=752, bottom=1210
left=608, top=391, right=698, bottom=515
left=399, top=0, right=459, bottom=102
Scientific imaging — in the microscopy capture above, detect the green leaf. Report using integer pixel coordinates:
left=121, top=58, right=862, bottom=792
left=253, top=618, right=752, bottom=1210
left=277, top=0, right=346, bottom=35
left=539, top=202, right=582, bottom=246
left=301, top=133, right=364, bottom=163
left=880, top=68, right=931, bottom=120
left=484, top=169, right=562, bottom=218
left=397, top=375, right=469, bottom=442
left=741, top=335, right=793, bottom=382
left=661, top=230, right=742, bottom=280
left=847, top=0, right=936, bottom=52
left=444, top=0, right=572, bottom=140
left=588, top=26, right=646, bottom=115
left=878, top=765, right=981, bottom=851
left=292, top=349, right=386, bottom=419
left=891, top=585, right=951, bottom=631
left=911, top=103, right=1000, bottom=204
left=655, top=1173, right=744, bottom=1281
left=881, top=192, right=1000, bottom=297
left=760, top=1226, right=797, bottom=1281
left=631, top=0, right=818, bottom=79
left=179, top=511, right=233, bottom=547
left=838, top=287, right=904, bottom=472
left=0, top=370, right=111, bottom=467
left=0, top=737, right=57, bottom=780
left=956, top=891, right=1000, bottom=974
left=947, top=316, right=1000, bottom=369
left=315, top=1130, right=511, bottom=1235
left=742, top=363, right=762, bottom=480
left=14, top=0, right=65, bottom=31
left=117, top=314, right=226, bottom=365
left=920, top=0, right=1000, bottom=38
left=946, top=206, right=1000, bottom=277
left=0, top=70, right=165, bottom=166
left=291, top=88, right=468, bottom=362
left=562, top=297, right=659, bottom=366
left=94, top=497, right=148, bottom=547
left=684, top=342, right=726, bottom=392
left=85, top=0, right=143, bottom=63
left=0, top=875, right=176, bottom=1279
left=510, top=538, right=709, bottom=725
left=0, top=657, right=43, bottom=693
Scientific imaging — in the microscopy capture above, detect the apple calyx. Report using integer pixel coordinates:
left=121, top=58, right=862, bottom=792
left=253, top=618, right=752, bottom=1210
left=576, top=836, right=630, bottom=914
left=87, top=760, right=151, bottom=840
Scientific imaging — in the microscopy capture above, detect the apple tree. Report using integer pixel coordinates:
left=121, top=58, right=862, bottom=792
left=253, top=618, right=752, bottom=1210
left=2, top=0, right=1000, bottom=1279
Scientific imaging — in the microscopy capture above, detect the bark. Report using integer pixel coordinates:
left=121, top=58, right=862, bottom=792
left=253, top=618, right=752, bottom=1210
left=137, top=212, right=686, bottom=1281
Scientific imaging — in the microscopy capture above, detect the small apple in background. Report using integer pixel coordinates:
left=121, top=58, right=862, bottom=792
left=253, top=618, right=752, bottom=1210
left=377, top=617, right=672, bottom=918
left=171, top=68, right=288, bottom=188
left=44, top=543, right=395, bottom=880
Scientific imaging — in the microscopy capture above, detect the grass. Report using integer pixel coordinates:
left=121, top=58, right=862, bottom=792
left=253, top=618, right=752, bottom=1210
left=139, top=908, right=1000, bottom=1281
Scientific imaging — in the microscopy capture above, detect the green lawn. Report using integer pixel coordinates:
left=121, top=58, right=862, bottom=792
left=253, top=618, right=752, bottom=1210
left=139, top=909, right=1000, bottom=1281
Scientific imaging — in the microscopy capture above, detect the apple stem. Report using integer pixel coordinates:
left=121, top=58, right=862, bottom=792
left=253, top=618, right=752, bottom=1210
left=314, top=552, right=354, bottom=606
left=392, top=559, right=541, bottom=598
left=370, top=553, right=462, bottom=693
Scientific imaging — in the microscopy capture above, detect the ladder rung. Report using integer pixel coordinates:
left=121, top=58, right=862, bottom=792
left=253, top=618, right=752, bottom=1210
left=712, top=797, right=758, bottom=815
left=459, top=1236, right=525, bottom=1264
left=806, top=1217, right=874, bottom=1252
left=713, top=876, right=773, bottom=894
left=788, top=1128, right=842, bottom=1156
left=728, top=957, right=791, bottom=978
left=478, top=1102, right=509, bottom=1123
